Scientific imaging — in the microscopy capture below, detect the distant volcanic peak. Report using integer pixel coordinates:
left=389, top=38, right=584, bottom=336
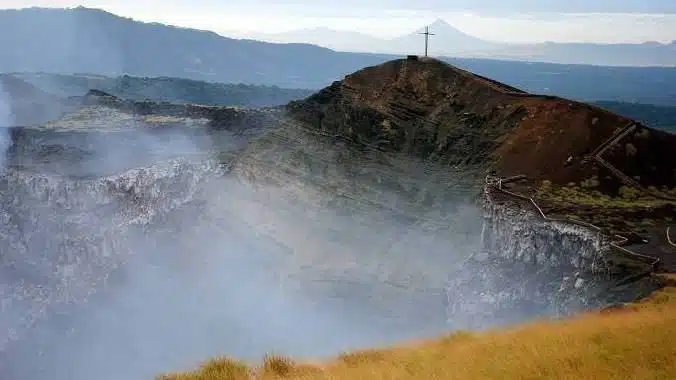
left=413, top=18, right=466, bottom=34
left=426, top=18, right=446, bottom=26
left=429, top=18, right=455, bottom=29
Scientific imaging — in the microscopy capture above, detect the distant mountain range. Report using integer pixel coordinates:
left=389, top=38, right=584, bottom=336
left=11, top=72, right=313, bottom=106
left=252, top=19, right=502, bottom=57
left=1, top=7, right=676, bottom=105
left=0, top=7, right=393, bottom=89
left=258, top=19, right=676, bottom=67
left=592, top=101, right=676, bottom=132
left=0, top=71, right=314, bottom=125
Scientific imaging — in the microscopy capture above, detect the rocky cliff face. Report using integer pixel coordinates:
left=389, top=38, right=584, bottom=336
left=0, top=155, right=225, bottom=351
left=481, top=195, right=608, bottom=271
left=0, top=102, right=488, bottom=378
left=444, top=182, right=662, bottom=330
left=287, top=58, right=676, bottom=189
left=287, top=60, right=526, bottom=167
left=0, top=99, right=274, bottom=351
left=283, top=57, right=674, bottom=329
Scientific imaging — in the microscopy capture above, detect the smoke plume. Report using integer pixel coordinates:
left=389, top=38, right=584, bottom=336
left=0, top=80, right=13, bottom=169
left=0, top=111, right=487, bottom=380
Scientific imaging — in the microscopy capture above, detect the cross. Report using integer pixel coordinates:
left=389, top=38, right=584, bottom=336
left=419, top=26, right=435, bottom=57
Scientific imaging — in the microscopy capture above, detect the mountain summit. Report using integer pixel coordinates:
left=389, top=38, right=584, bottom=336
left=386, top=19, right=500, bottom=55
left=288, top=57, right=676, bottom=188
left=287, top=56, right=676, bottom=271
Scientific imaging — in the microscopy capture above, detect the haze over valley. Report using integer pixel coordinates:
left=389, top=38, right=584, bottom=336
left=0, top=2, right=675, bottom=380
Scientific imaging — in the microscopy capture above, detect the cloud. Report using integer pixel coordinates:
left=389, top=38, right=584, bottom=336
left=2, top=1, right=675, bottom=44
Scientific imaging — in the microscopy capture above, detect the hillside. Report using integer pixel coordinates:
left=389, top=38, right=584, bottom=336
left=288, top=57, right=675, bottom=185
left=288, top=57, right=676, bottom=266
left=2, top=7, right=676, bottom=104
left=158, top=56, right=676, bottom=380
left=11, top=72, right=313, bottom=107
left=0, top=72, right=312, bottom=127
left=0, top=7, right=391, bottom=89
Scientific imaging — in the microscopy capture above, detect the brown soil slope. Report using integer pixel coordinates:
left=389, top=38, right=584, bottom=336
left=287, top=57, right=676, bottom=192
left=288, top=57, right=676, bottom=271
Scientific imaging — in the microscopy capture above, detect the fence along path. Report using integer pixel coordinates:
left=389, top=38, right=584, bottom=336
left=280, top=65, right=676, bottom=272
left=460, top=59, right=676, bottom=203
left=460, top=61, right=675, bottom=268
left=485, top=175, right=663, bottom=283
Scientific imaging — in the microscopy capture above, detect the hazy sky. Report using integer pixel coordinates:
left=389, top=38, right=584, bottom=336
left=2, top=1, right=676, bottom=43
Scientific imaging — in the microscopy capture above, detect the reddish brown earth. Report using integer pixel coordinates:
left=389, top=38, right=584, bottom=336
left=288, top=57, right=676, bottom=189
left=287, top=56, right=676, bottom=271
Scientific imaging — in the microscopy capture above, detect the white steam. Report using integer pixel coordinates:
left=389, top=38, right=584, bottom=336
left=0, top=110, right=487, bottom=380
left=0, top=81, right=13, bottom=169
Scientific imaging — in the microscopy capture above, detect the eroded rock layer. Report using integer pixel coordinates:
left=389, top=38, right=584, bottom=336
left=288, top=58, right=676, bottom=189
left=0, top=157, right=225, bottom=350
left=445, top=183, right=662, bottom=329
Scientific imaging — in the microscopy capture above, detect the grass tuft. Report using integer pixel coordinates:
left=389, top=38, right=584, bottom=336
left=157, top=357, right=251, bottom=380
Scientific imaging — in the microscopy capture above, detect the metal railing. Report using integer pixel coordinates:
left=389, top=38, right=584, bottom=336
left=484, top=174, right=662, bottom=274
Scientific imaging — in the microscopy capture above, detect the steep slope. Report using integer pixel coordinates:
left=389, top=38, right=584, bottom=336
left=288, top=57, right=676, bottom=274
left=288, top=57, right=676, bottom=189
left=0, top=90, right=495, bottom=380
left=159, top=58, right=676, bottom=379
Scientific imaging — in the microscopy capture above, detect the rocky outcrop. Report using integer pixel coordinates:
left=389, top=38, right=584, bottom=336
left=287, top=60, right=527, bottom=166
left=0, top=157, right=224, bottom=351
left=0, top=102, right=282, bottom=352
left=283, top=58, right=675, bottom=327
left=480, top=197, right=609, bottom=271
left=81, top=89, right=282, bottom=131
left=287, top=58, right=676, bottom=190
left=444, top=181, right=663, bottom=330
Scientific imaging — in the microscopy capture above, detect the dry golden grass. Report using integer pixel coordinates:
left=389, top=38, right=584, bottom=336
left=157, top=275, right=676, bottom=380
